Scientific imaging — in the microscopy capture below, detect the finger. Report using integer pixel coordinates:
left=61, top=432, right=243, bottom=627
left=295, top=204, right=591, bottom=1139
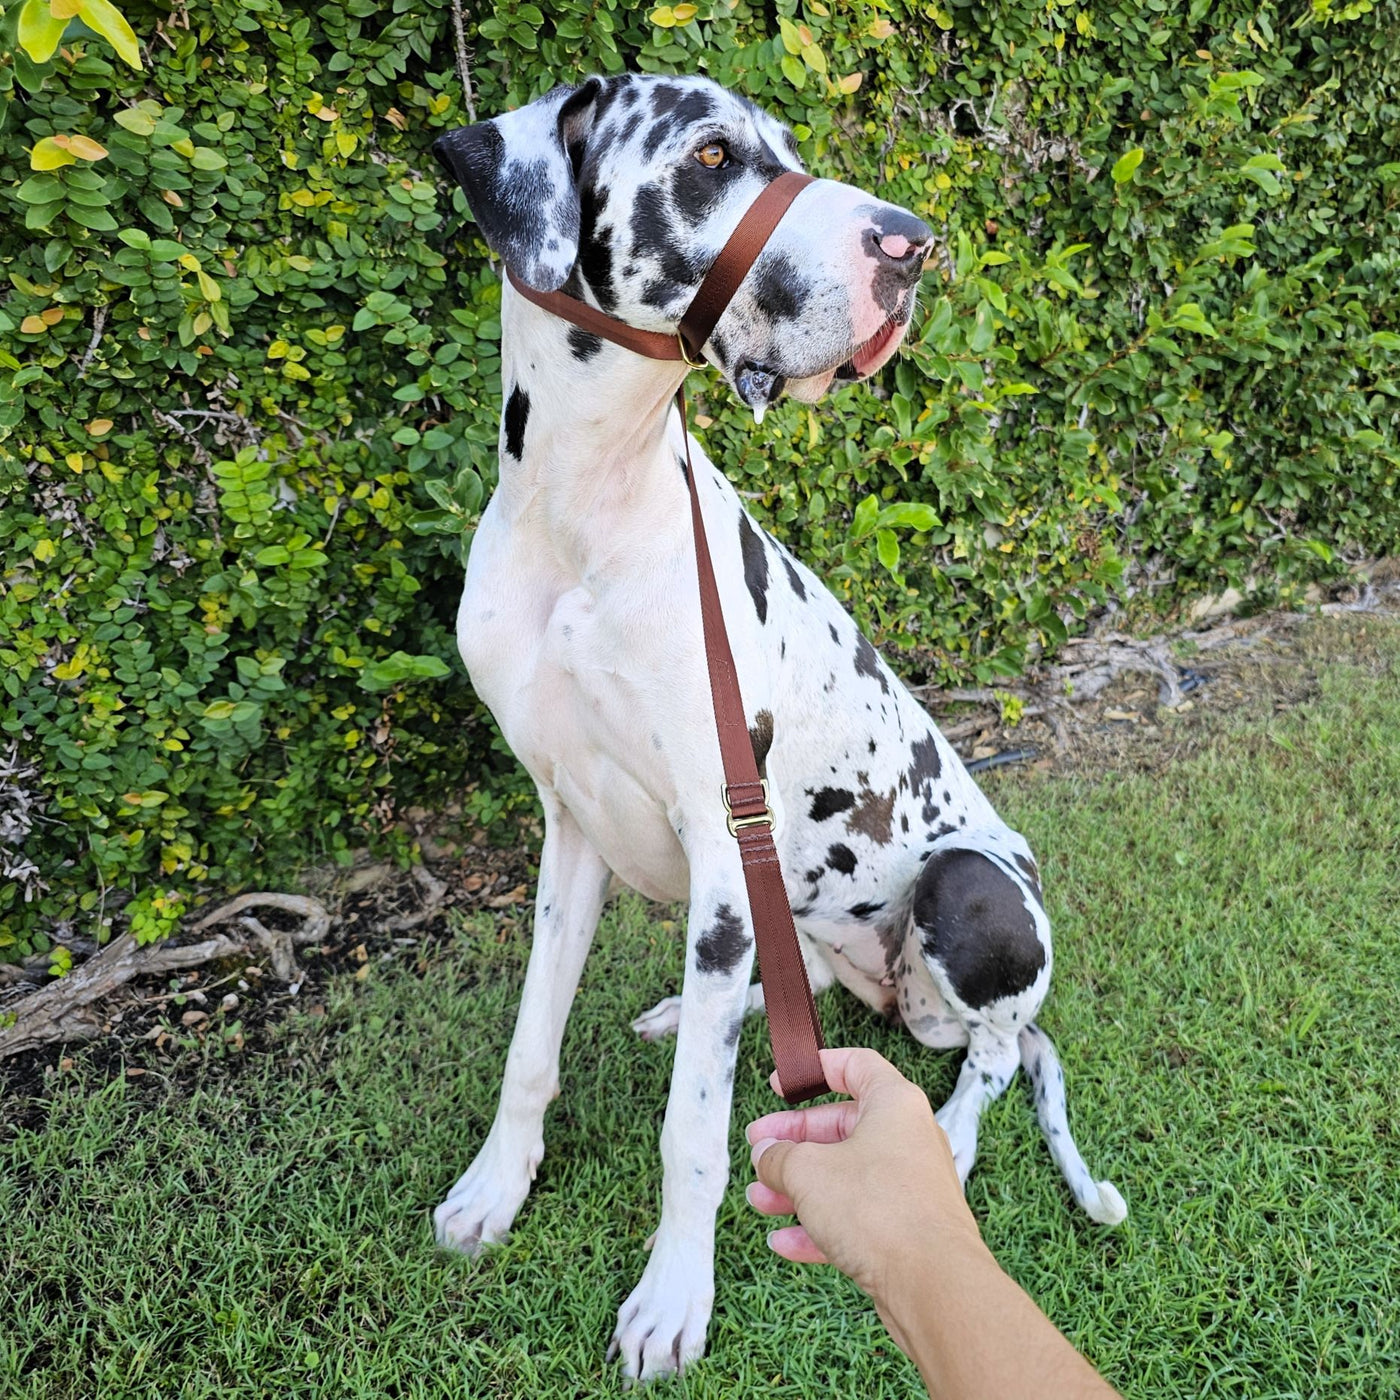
left=817, top=1045, right=911, bottom=1101
left=745, top=1101, right=858, bottom=1148
left=745, top=1180, right=795, bottom=1217
left=766, top=1224, right=829, bottom=1265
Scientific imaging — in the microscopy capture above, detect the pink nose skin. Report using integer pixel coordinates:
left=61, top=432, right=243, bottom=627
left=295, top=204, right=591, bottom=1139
left=878, top=233, right=912, bottom=260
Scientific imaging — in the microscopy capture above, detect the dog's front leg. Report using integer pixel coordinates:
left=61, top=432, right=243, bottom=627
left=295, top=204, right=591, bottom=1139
left=611, top=856, right=755, bottom=1382
left=435, top=793, right=610, bottom=1253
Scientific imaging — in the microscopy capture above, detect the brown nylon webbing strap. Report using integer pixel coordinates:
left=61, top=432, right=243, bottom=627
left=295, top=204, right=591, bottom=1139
left=677, top=171, right=814, bottom=361
left=505, top=176, right=829, bottom=1104
left=507, top=269, right=684, bottom=360
left=680, top=395, right=826, bottom=1104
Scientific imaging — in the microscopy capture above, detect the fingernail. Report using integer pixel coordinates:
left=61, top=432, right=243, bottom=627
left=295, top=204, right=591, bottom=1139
left=766, top=1231, right=779, bottom=1251
left=744, top=1182, right=760, bottom=1208
left=750, top=1136, right=777, bottom=1170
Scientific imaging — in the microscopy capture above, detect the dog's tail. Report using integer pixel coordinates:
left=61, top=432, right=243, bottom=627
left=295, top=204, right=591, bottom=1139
left=1018, top=1022, right=1128, bottom=1226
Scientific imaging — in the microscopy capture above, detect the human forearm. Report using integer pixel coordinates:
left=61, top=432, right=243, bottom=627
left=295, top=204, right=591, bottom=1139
left=874, top=1227, right=1120, bottom=1400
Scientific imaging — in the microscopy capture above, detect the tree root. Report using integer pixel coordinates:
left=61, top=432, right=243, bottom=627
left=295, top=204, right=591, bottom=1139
left=0, top=893, right=330, bottom=1060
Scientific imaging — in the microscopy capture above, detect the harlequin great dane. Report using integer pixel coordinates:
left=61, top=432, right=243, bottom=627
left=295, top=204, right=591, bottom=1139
left=431, top=72, right=1126, bottom=1382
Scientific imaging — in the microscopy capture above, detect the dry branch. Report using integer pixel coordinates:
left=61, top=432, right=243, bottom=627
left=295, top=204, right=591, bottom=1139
left=0, top=893, right=330, bottom=1059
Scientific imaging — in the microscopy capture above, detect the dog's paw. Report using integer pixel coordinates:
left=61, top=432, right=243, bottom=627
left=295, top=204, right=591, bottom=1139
left=630, top=995, right=682, bottom=1041
left=607, top=1244, right=712, bottom=1383
left=433, top=1134, right=540, bottom=1254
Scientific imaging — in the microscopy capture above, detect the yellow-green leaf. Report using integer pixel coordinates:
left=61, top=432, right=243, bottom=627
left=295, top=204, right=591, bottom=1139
left=1111, top=147, right=1145, bottom=184
left=171, top=136, right=196, bottom=157
left=671, top=1, right=698, bottom=20
left=34, top=538, right=57, bottom=563
left=196, top=269, right=221, bottom=302
left=778, top=16, right=803, bottom=53
left=52, top=0, right=84, bottom=18
left=802, top=42, right=827, bottom=73
left=114, top=107, right=156, bottom=135
left=87, top=417, right=114, bottom=435
left=31, top=137, right=76, bottom=171
left=17, top=0, right=69, bottom=64
left=335, top=130, right=358, bottom=158
left=649, top=5, right=675, bottom=25
left=76, top=0, right=143, bottom=69
left=837, top=71, right=862, bottom=95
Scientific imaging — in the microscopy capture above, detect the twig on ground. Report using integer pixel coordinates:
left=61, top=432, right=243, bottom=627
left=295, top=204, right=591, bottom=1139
left=0, top=893, right=331, bottom=1059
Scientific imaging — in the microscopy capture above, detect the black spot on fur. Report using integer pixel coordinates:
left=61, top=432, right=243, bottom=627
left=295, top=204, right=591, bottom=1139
left=738, top=513, right=769, bottom=624
left=723, top=1015, right=743, bottom=1048
left=907, top=735, right=942, bottom=822
left=1015, top=852, right=1045, bottom=909
left=809, top=787, right=854, bottom=822
left=826, top=843, right=857, bottom=876
left=677, top=451, right=689, bottom=484
left=751, top=251, right=807, bottom=321
left=782, top=555, right=806, bottom=600
left=829, top=623, right=840, bottom=644
left=695, top=903, right=751, bottom=975
left=848, top=901, right=885, bottom=919
left=576, top=183, right=615, bottom=311
left=749, top=709, right=774, bottom=777
left=568, top=326, right=603, bottom=361
left=853, top=635, right=889, bottom=693
left=914, top=848, right=1046, bottom=1008
left=669, top=157, right=733, bottom=229
left=504, top=384, right=530, bottom=459
left=804, top=868, right=823, bottom=884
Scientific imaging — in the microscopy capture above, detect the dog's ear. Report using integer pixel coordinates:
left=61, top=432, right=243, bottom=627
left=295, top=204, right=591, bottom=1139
left=433, top=80, right=603, bottom=292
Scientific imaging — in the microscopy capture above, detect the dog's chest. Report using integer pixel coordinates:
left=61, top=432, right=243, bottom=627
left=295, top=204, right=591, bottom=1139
left=457, top=498, right=711, bottom=897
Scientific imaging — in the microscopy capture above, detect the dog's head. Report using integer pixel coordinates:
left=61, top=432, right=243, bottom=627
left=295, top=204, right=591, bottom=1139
left=434, top=74, right=932, bottom=419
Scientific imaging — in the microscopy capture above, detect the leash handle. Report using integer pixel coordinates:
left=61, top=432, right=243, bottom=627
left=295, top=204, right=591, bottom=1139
left=679, top=388, right=828, bottom=1104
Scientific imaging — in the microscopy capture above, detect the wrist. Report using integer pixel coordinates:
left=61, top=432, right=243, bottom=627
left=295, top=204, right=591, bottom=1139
left=868, top=1212, right=992, bottom=1337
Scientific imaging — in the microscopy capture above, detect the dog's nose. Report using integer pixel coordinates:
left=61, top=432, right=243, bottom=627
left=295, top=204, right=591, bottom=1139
left=863, top=211, right=933, bottom=272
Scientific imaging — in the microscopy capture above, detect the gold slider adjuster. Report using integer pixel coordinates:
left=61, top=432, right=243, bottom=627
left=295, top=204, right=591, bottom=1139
left=723, top=779, right=775, bottom=838
left=677, top=333, right=706, bottom=369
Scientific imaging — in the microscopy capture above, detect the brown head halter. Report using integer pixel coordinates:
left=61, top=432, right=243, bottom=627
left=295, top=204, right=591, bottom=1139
left=505, top=170, right=829, bottom=1103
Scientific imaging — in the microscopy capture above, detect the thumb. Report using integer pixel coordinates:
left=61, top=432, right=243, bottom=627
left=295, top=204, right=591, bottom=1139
left=751, top=1136, right=807, bottom=1199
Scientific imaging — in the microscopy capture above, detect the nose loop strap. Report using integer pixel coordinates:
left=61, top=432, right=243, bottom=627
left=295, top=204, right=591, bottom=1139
left=676, top=170, right=814, bottom=362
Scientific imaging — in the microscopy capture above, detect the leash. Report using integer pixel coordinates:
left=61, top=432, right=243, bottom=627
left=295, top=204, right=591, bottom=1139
left=507, top=170, right=829, bottom=1103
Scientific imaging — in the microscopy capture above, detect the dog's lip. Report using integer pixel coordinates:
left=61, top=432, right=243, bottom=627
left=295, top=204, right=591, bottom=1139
left=838, top=311, right=906, bottom=380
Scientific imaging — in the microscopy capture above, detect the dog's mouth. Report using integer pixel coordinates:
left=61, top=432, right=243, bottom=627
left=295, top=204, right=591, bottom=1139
left=835, top=310, right=907, bottom=381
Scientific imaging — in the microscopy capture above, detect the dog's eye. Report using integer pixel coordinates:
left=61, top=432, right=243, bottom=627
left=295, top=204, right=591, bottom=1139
left=695, top=142, right=729, bottom=169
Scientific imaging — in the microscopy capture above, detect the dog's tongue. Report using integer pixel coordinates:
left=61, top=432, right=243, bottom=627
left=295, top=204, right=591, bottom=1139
left=736, top=364, right=782, bottom=423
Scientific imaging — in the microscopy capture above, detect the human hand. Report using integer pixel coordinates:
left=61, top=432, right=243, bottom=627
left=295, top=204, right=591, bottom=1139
left=745, top=1046, right=979, bottom=1306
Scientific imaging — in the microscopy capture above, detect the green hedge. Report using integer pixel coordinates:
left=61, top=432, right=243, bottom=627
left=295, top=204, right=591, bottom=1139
left=1, top=0, right=1397, bottom=956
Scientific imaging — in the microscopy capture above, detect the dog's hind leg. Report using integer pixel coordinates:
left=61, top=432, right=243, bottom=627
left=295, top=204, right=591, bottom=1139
left=434, top=793, right=611, bottom=1253
left=1019, top=1022, right=1127, bottom=1224
left=630, top=926, right=833, bottom=1041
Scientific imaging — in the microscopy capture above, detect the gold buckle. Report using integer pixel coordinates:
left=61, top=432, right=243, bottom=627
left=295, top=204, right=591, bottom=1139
left=677, top=333, right=706, bottom=369
left=723, top=779, right=775, bottom=837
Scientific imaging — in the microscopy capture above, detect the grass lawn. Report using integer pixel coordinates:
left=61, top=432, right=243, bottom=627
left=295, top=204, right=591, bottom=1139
left=3, top=616, right=1399, bottom=1398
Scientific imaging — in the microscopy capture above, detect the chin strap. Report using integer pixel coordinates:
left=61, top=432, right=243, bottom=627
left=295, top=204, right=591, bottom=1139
left=506, top=170, right=829, bottom=1104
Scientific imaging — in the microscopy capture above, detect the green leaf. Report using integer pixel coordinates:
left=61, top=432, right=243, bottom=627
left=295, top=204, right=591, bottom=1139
left=875, top=528, right=900, bottom=574
left=851, top=493, right=878, bottom=540
left=1111, top=148, right=1144, bottom=184
left=876, top=502, right=940, bottom=532
left=358, top=652, right=452, bottom=692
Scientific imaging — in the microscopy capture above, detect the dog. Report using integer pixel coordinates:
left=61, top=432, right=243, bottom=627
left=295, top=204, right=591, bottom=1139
left=431, top=72, right=1126, bottom=1382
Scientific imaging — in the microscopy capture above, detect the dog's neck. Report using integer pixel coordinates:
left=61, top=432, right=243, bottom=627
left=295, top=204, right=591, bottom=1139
left=495, top=282, right=691, bottom=575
